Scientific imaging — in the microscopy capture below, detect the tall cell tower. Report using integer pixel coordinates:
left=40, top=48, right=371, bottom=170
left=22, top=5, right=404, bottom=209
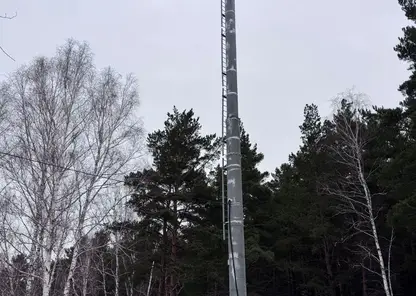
left=221, top=0, right=247, bottom=296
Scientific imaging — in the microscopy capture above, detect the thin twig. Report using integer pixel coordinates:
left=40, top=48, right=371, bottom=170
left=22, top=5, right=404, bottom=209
left=0, top=12, right=17, bottom=61
left=0, top=45, right=15, bottom=61
left=0, top=12, right=17, bottom=19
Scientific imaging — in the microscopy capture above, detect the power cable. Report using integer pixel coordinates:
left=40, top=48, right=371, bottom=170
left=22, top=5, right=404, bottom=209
left=0, top=147, right=267, bottom=208
left=0, top=141, right=223, bottom=192
left=0, top=142, right=241, bottom=296
left=228, top=199, right=239, bottom=296
left=0, top=150, right=124, bottom=183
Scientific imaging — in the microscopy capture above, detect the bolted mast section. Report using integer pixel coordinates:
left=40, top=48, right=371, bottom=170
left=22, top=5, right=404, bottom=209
left=221, top=0, right=227, bottom=242
left=221, top=0, right=247, bottom=295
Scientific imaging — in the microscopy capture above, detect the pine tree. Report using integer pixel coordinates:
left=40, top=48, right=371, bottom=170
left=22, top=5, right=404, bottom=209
left=396, top=1, right=416, bottom=112
left=125, top=107, right=219, bottom=296
left=237, top=125, right=274, bottom=294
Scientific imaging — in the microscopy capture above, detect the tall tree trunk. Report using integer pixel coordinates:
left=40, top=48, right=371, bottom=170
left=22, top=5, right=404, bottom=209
left=362, top=265, right=367, bottom=296
left=100, top=252, right=108, bottom=296
left=323, top=239, right=335, bottom=296
left=159, top=217, right=168, bottom=296
left=360, top=166, right=392, bottom=296
left=115, top=231, right=120, bottom=296
left=81, top=246, right=91, bottom=296
left=63, top=192, right=91, bottom=296
left=170, top=200, right=178, bottom=296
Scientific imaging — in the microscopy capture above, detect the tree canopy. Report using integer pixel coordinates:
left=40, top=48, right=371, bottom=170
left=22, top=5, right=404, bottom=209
left=1, top=1, right=416, bottom=296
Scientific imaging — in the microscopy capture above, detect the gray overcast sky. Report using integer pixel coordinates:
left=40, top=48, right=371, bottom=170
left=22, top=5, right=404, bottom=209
left=0, top=0, right=410, bottom=172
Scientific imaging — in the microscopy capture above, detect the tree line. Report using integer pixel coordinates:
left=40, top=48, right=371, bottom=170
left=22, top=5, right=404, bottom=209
left=1, top=1, right=416, bottom=295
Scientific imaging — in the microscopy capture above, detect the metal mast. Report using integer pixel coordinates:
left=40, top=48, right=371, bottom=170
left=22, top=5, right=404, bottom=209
left=221, top=0, right=247, bottom=295
left=221, top=0, right=228, bottom=242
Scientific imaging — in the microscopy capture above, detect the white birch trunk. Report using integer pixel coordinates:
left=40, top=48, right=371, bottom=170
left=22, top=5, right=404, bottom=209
left=327, top=91, right=394, bottom=296
left=115, top=230, right=120, bottom=296
left=358, top=162, right=391, bottom=296
left=0, top=39, right=143, bottom=296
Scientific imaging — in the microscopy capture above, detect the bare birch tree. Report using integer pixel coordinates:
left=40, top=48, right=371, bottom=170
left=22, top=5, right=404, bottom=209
left=99, top=188, right=148, bottom=296
left=0, top=39, right=95, bottom=296
left=325, top=90, right=394, bottom=296
left=0, top=39, right=144, bottom=296
left=69, top=189, right=139, bottom=296
left=62, top=64, right=143, bottom=296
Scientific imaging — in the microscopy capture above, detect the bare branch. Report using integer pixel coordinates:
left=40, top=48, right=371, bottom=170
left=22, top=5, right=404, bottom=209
left=323, top=90, right=394, bottom=296
left=0, top=39, right=145, bottom=296
left=0, top=12, right=17, bottom=19
left=0, top=46, right=15, bottom=61
left=0, top=12, right=17, bottom=61
left=388, top=228, right=394, bottom=296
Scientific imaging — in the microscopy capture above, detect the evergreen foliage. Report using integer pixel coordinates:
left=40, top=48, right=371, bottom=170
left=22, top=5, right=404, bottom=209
left=3, top=1, right=416, bottom=295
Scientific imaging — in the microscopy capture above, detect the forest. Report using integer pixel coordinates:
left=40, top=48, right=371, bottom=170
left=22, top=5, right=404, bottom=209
left=1, top=1, right=416, bottom=296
